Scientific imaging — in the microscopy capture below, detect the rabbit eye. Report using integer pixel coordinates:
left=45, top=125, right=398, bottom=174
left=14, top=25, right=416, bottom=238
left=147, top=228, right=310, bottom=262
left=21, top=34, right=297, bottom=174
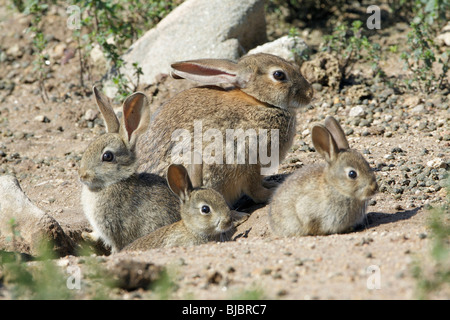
left=273, top=70, right=286, bottom=81
left=102, top=151, right=114, bottom=162
left=348, top=170, right=357, bottom=179
left=200, top=205, right=211, bottom=215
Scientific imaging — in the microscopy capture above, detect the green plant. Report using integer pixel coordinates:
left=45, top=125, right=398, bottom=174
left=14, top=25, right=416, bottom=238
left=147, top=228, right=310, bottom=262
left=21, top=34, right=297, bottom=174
left=5, top=218, right=21, bottom=251
left=323, top=20, right=384, bottom=84
left=288, top=27, right=310, bottom=65
left=23, top=0, right=54, bottom=102
left=9, top=0, right=178, bottom=99
left=10, top=0, right=25, bottom=12
left=400, top=21, right=449, bottom=93
left=72, top=0, right=177, bottom=100
left=389, top=44, right=398, bottom=53
left=412, top=0, right=449, bottom=29
left=413, top=178, right=450, bottom=299
left=388, top=0, right=449, bottom=27
left=0, top=241, right=74, bottom=300
left=231, top=286, right=266, bottom=300
left=148, top=267, right=178, bottom=300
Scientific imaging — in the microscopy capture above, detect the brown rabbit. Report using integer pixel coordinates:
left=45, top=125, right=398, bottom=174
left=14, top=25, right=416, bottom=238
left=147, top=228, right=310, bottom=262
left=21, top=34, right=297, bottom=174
left=123, top=164, right=234, bottom=251
left=269, top=116, right=378, bottom=237
left=136, top=53, right=313, bottom=207
left=79, top=87, right=180, bottom=253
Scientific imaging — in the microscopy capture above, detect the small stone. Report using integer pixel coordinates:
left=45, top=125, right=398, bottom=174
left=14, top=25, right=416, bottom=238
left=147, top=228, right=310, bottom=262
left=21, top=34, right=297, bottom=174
left=49, top=43, right=67, bottom=60
left=294, top=258, right=304, bottom=266
left=391, top=147, right=404, bottom=153
left=349, top=105, right=366, bottom=117
left=359, top=119, right=370, bottom=127
left=368, top=126, right=385, bottom=135
left=301, top=128, right=310, bottom=137
left=418, top=122, right=428, bottom=131
left=411, top=104, right=425, bottom=113
left=261, top=268, right=272, bottom=275
left=427, top=158, right=446, bottom=169
left=311, top=83, right=323, bottom=92
left=333, top=97, right=341, bottom=105
left=418, top=233, right=427, bottom=240
left=436, top=22, right=450, bottom=46
left=34, top=115, right=50, bottom=123
left=276, top=289, right=288, bottom=297
left=226, top=266, right=236, bottom=273
left=84, top=109, right=98, bottom=121
left=403, top=96, right=421, bottom=107
left=272, top=272, right=282, bottom=279
left=6, top=44, right=23, bottom=58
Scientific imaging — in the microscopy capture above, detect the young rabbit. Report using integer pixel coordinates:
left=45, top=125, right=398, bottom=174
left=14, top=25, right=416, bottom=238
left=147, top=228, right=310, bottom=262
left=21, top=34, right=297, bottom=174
left=123, top=164, right=234, bottom=251
left=136, top=53, right=314, bottom=207
left=268, top=116, right=378, bottom=237
left=79, top=87, right=181, bottom=253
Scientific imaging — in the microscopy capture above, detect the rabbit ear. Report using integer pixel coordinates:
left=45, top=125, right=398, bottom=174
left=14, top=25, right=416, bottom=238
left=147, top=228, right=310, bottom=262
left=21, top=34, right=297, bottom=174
left=171, top=59, right=250, bottom=87
left=93, top=86, right=120, bottom=134
left=167, top=164, right=194, bottom=202
left=188, top=151, right=203, bottom=189
left=121, top=92, right=150, bottom=149
left=312, top=124, right=340, bottom=163
left=324, top=116, right=349, bottom=150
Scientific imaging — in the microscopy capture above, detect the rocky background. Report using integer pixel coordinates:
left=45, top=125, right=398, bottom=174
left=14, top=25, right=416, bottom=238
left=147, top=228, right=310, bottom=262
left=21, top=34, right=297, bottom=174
left=0, top=0, right=449, bottom=299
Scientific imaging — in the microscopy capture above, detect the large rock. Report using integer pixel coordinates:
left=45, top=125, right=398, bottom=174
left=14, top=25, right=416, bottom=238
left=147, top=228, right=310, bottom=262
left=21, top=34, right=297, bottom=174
left=247, top=35, right=309, bottom=64
left=120, top=0, right=267, bottom=89
left=0, top=175, right=76, bottom=257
